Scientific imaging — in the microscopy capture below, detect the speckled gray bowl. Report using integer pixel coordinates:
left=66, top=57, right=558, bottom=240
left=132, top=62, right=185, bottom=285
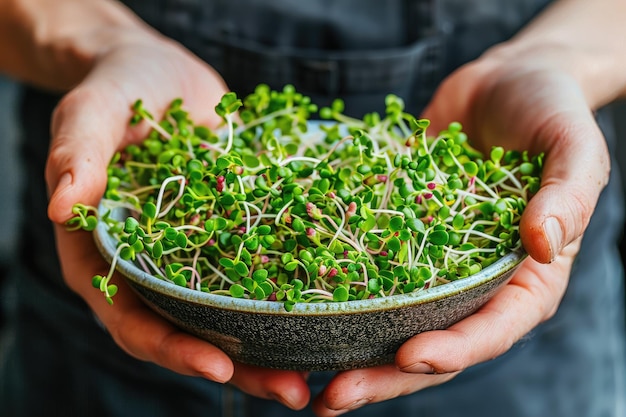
left=94, top=207, right=526, bottom=371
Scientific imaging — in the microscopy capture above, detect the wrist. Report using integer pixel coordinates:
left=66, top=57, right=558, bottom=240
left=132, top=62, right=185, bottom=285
left=483, top=0, right=626, bottom=109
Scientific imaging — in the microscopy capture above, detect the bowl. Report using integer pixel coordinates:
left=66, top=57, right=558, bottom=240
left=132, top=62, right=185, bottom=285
left=94, top=206, right=526, bottom=371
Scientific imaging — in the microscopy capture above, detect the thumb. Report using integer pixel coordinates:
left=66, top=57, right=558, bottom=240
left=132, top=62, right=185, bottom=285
left=45, top=84, right=132, bottom=223
left=519, top=110, right=610, bottom=263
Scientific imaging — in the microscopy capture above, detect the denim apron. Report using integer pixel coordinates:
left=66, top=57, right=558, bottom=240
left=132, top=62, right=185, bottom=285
left=1, top=1, right=625, bottom=416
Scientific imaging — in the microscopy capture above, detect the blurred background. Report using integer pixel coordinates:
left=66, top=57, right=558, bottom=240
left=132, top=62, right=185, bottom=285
left=0, top=76, right=21, bottom=341
left=0, top=77, right=21, bottom=272
left=617, top=101, right=626, bottom=259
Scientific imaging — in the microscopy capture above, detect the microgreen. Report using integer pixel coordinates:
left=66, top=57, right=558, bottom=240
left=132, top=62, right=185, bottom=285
left=69, top=84, right=543, bottom=310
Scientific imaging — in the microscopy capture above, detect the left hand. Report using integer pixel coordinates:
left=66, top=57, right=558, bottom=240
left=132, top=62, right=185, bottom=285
left=312, top=41, right=608, bottom=416
left=46, top=31, right=312, bottom=410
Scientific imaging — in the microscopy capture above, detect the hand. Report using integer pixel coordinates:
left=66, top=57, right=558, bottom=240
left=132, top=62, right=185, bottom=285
left=312, top=42, right=608, bottom=416
left=46, top=30, right=311, bottom=410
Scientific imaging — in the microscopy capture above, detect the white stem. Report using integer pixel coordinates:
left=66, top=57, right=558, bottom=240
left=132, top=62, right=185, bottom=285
left=279, top=156, right=322, bottom=166
left=155, top=175, right=186, bottom=218
left=222, top=114, right=235, bottom=154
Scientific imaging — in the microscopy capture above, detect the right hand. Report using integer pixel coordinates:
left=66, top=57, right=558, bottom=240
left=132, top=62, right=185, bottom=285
left=46, top=29, right=311, bottom=410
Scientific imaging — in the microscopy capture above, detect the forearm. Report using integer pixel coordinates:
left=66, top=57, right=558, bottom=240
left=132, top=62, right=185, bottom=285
left=0, top=0, right=156, bottom=91
left=488, top=0, right=626, bottom=108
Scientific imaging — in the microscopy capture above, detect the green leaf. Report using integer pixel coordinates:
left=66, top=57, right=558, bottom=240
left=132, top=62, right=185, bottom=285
left=242, top=277, right=255, bottom=292
left=92, top=275, right=103, bottom=289
left=360, top=215, right=377, bottom=233
left=164, top=227, right=178, bottom=241
left=406, top=217, right=425, bottom=234
left=283, top=239, right=297, bottom=252
left=175, top=232, right=188, bottom=248
left=397, top=229, right=411, bottom=241
left=367, top=278, right=381, bottom=294
left=216, top=157, right=230, bottom=170
left=398, top=241, right=409, bottom=264
left=219, top=258, right=234, bottom=268
left=448, top=231, right=461, bottom=246
left=452, top=214, right=465, bottom=230
left=219, top=193, right=236, bottom=207
left=494, top=199, right=508, bottom=214
left=229, top=284, right=246, bottom=298
left=463, top=161, right=479, bottom=177
left=259, top=281, right=273, bottom=298
left=438, top=205, right=450, bottom=220
left=215, top=92, right=243, bottom=117
left=428, top=230, right=449, bottom=245
left=131, top=240, right=144, bottom=252
left=253, top=286, right=266, bottom=300
left=124, top=217, right=140, bottom=233
left=389, top=216, right=404, bottom=232
left=152, top=240, right=163, bottom=259
left=172, top=274, right=187, bottom=287
left=252, top=269, right=268, bottom=282
left=257, top=225, right=272, bottom=235
left=520, top=162, right=535, bottom=175
left=204, top=219, right=215, bottom=232
left=387, top=236, right=401, bottom=252
left=215, top=217, right=228, bottom=230
left=143, top=202, right=157, bottom=219
left=332, top=286, right=349, bottom=302
left=447, top=176, right=463, bottom=190
left=284, top=261, right=299, bottom=272
left=106, top=284, right=118, bottom=297
left=234, top=261, right=250, bottom=277
left=84, top=216, right=98, bottom=232
left=244, top=236, right=259, bottom=251
left=490, top=147, right=504, bottom=165
left=120, top=246, right=135, bottom=261
left=243, top=154, right=260, bottom=168
left=499, top=211, right=513, bottom=229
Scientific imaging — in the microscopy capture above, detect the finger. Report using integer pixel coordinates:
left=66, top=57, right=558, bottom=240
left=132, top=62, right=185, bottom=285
left=54, top=224, right=235, bottom=383
left=230, top=363, right=311, bottom=410
left=110, top=300, right=235, bottom=383
left=312, top=365, right=455, bottom=416
left=46, top=55, right=228, bottom=224
left=519, top=110, right=609, bottom=263
left=395, top=241, right=577, bottom=375
left=46, top=83, right=135, bottom=223
left=420, top=62, right=487, bottom=134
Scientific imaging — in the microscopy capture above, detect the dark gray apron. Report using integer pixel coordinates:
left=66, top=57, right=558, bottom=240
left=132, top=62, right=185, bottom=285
left=2, top=1, right=624, bottom=416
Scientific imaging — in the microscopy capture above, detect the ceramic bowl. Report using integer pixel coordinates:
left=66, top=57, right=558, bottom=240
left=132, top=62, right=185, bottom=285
left=93, top=205, right=526, bottom=371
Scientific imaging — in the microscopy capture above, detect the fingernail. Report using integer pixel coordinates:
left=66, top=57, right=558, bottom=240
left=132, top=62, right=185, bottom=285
left=59, top=171, right=72, bottom=187
left=53, top=172, right=73, bottom=196
left=543, top=216, right=563, bottom=262
left=202, top=371, right=230, bottom=384
left=336, top=397, right=372, bottom=413
left=399, top=361, right=435, bottom=374
left=269, top=393, right=298, bottom=410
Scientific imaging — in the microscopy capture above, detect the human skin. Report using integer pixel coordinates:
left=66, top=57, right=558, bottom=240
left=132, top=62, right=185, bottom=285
left=1, top=0, right=625, bottom=415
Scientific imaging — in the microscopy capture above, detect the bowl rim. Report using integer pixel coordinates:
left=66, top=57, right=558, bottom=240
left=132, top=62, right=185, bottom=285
left=94, top=203, right=526, bottom=316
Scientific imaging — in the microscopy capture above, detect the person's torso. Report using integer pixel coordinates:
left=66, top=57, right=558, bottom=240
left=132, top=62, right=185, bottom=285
left=122, top=0, right=551, bottom=115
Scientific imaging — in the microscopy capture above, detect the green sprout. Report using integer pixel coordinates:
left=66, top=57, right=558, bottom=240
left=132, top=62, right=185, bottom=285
left=68, top=85, right=543, bottom=310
